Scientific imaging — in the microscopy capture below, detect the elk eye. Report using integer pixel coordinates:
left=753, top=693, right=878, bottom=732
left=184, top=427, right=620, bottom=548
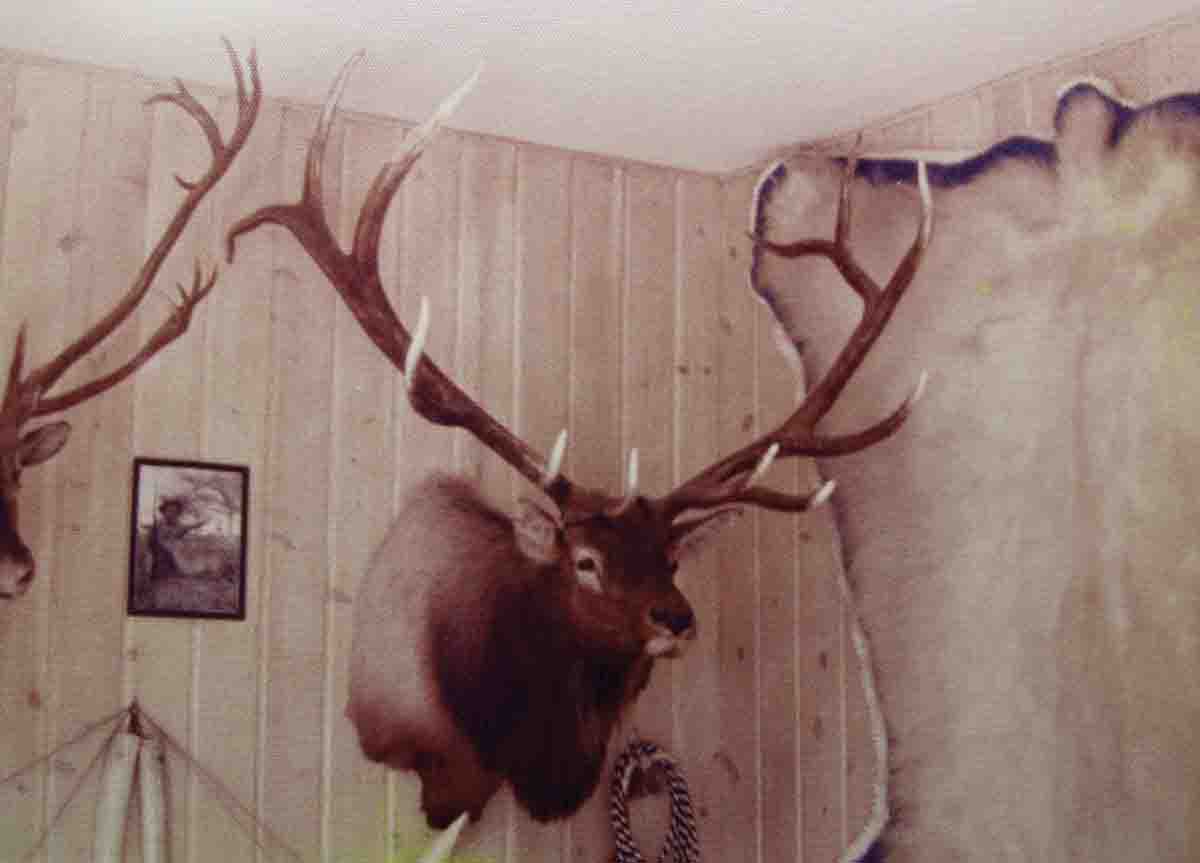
left=573, top=551, right=603, bottom=593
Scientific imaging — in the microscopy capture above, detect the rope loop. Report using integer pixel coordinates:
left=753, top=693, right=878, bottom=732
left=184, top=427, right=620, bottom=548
left=609, top=740, right=699, bottom=863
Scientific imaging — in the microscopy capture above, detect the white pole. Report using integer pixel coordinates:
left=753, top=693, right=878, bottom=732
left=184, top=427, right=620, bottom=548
left=93, top=732, right=141, bottom=863
left=139, top=734, right=167, bottom=863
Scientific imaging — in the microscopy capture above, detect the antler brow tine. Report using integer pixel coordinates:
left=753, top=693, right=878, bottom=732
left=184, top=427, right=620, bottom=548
left=405, top=297, right=431, bottom=388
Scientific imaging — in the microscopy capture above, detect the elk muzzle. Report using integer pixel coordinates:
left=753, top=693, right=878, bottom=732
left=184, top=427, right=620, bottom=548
left=645, top=592, right=697, bottom=657
left=0, top=543, right=35, bottom=599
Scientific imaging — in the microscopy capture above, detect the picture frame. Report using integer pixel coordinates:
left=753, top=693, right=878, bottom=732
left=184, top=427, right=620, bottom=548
left=128, top=457, right=249, bottom=620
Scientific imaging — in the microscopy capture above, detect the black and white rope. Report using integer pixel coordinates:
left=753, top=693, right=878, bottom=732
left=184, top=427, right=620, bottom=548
left=610, top=740, right=700, bottom=863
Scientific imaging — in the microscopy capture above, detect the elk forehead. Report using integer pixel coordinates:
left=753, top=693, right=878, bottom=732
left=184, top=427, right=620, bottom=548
left=564, top=498, right=676, bottom=579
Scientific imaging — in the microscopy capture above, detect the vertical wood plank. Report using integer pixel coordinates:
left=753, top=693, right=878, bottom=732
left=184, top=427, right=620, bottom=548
left=323, top=113, right=399, bottom=863
left=989, top=75, right=1031, bottom=137
left=1086, top=39, right=1150, bottom=101
left=257, top=103, right=339, bottom=862
left=511, top=144, right=572, bottom=863
left=566, top=156, right=625, bottom=863
left=715, top=172, right=761, bottom=863
left=1164, top=18, right=1200, bottom=92
left=394, top=130, right=462, bottom=495
left=453, top=132, right=518, bottom=861
left=567, top=157, right=624, bottom=494
left=45, top=67, right=155, bottom=863
left=193, top=89, right=284, bottom=863
left=0, top=49, right=15, bottom=270
left=0, top=53, right=24, bottom=857
left=457, top=135, right=517, bottom=497
left=755, top=307, right=802, bottom=863
left=0, top=59, right=88, bottom=863
left=623, top=164, right=677, bottom=745
left=127, top=74, right=226, bottom=863
left=1144, top=28, right=1175, bottom=95
left=673, top=173, right=725, bottom=862
left=927, top=92, right=984, bottom=150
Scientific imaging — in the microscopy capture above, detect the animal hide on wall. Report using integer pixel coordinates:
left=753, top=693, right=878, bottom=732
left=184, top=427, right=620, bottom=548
left=752, top=83, right=1200, bottom=862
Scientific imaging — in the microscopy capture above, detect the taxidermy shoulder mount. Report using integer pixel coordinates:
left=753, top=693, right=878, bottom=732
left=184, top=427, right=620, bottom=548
left=225, top=55, right=930, bottom=826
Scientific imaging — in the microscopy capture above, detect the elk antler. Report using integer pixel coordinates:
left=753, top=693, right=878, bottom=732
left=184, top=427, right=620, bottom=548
left=657, top=156, right=933, bottom=521
left=226, top=57, right=614, bottom=513
left=2, top=39, right=261, bottom=425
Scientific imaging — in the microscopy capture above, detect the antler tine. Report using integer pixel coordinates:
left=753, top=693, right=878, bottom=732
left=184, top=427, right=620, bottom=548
left=352, top=65, right=481, bottom=270
left=660, top=161, right=933, bottom=519
left=604, top=449, right=640, bottom=517
left=25, top=40, right=261, bottom=417
left=228, top=60, right=594, bottom=512
left=2, top=325, right=30, bottom=421
left=226, top=51, right=359, bottom=274
left=35, top=265, right=219, bottom=416
left=310, top=51, right=363, bottom=208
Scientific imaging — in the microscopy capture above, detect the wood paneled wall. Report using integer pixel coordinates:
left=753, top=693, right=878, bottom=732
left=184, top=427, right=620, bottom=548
left=5, top=9, right=1200, bottom=863
left=0, top=51, right=846, bottom=863
left=793, top=12, right=1200, bottom=156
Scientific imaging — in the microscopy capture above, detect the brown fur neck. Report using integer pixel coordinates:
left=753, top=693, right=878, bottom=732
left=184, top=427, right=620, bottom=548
left=433, top=565, right=652, bottom=820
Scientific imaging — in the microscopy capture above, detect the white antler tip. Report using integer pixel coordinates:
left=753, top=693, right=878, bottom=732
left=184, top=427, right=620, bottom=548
left=916, top=161, right=931, bottom=204
left=812, top=479, right=836, bottom=508
left=626, top=448, right=640, bottom=495
left=911, top=369, right=929, bottom=405
left=544, top=428, right=568, bottom=486
left=405, top=296, right=431, bottom=389
left=418, top=65, right=482, bottom=139
left=416, top=812, right=469, bottom=863
left=746, top=442, right=780, bottom=489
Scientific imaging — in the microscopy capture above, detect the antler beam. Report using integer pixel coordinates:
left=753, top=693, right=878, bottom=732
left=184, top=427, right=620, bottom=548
left=226, top=58, right=620, bottom=513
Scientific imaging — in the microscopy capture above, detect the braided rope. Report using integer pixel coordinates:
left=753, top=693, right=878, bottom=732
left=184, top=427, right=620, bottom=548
left=609, top=740, right=700, bottom=863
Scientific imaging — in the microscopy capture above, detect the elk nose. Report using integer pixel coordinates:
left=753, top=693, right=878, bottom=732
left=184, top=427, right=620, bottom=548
left=650, top=606, right=695, bottom=636
left=0, top=547, right=35, bottom=599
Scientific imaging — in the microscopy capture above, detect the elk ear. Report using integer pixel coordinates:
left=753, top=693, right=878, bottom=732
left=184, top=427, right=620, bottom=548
left=514, top=498, right=562, bottom=565
left=669, top=508, right=743, bottom=562
left=17, top=421, right=71, bottom=467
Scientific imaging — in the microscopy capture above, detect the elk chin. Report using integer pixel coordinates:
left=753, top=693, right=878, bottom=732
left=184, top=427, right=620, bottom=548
left=645, top=632, right=690, bottom=658
left=0, top=560, right=34, bottom=599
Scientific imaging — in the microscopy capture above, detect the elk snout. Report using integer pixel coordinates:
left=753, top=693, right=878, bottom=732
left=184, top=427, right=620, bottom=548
left=651, top=606, right=695, bottom=636
left=645, top=597, right=696, bottom=657
left=0, top=546, right=35, bottom=599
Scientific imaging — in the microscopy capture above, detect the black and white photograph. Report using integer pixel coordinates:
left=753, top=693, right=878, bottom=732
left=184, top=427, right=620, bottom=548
left=128, top=458, right=249, bottom=620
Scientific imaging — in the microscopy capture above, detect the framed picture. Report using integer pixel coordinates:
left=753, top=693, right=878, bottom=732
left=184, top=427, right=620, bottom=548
left=128, top=458, right=249, bottom=620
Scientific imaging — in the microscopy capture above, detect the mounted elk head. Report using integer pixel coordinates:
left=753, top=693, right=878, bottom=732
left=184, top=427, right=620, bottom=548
left=0, top=41, right=260, bottom=600
left=226, top=57, right=932, bottom=827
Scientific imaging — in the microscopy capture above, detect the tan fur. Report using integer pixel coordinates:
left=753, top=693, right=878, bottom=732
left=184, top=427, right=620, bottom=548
left=755, top=87, right=1200, bottom=861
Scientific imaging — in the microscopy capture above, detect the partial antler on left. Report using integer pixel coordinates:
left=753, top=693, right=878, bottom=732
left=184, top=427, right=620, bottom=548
left=0, top=40, right=261, bottom=599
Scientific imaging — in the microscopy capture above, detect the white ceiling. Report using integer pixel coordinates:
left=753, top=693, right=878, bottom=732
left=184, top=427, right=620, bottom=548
left=2, top=2, right=1198, bottom=173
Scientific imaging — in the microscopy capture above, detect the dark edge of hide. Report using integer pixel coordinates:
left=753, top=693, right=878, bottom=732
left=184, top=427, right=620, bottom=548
left=747, top=159, right=791, bottom=326
left=751, top=83, right=1200, bottom=291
